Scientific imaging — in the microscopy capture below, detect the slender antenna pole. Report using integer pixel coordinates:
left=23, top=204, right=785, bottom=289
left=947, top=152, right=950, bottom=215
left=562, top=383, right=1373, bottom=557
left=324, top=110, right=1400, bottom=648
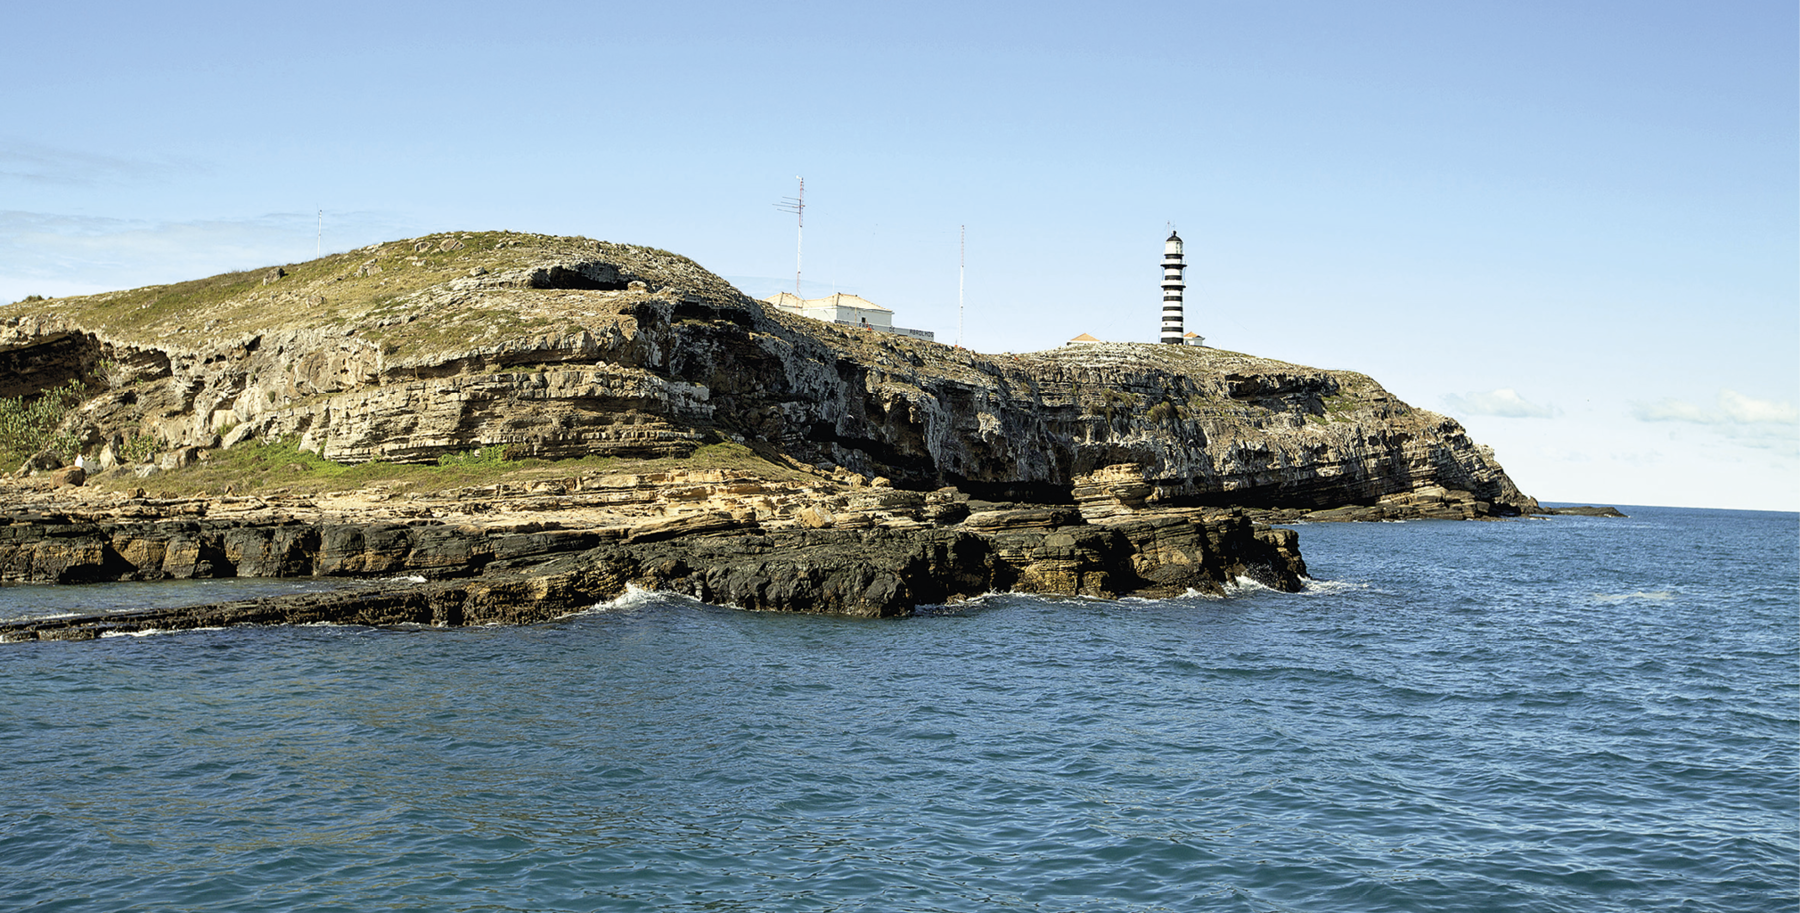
left=775, top=177, right=805, bottom=297
left=958, top=225, right=965, bottom=349
left=796, top=178, right=803, bottom=297
left=317, top=209, right=322, bottom=257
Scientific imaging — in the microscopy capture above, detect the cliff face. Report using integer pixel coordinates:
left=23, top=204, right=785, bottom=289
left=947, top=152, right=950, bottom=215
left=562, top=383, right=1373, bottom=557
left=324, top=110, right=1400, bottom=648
left=1, top=231, right=1534, bottom=515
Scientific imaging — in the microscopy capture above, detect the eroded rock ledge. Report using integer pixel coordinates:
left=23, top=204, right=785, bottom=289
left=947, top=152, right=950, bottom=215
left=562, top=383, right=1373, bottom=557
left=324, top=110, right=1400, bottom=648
left=0, top=468, right=1304, bottom=640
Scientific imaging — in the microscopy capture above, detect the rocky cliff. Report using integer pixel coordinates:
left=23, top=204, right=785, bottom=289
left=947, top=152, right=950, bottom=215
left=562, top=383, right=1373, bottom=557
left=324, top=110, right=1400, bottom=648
left=1, top=230, right=1535, bottom=517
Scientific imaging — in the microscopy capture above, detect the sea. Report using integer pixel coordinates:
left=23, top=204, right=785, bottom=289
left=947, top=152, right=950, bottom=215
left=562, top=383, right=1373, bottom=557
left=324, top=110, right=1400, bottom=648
left=0, top=505, right=1794, bottom=912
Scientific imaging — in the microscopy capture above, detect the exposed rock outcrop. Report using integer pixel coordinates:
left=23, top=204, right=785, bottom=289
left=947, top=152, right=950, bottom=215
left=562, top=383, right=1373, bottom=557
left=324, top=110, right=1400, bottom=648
left=3, top=230, right=1534, bottom=516
left=0, top=476, right=1305, bottom=639
left=0, top=229, right=1558, bottom=634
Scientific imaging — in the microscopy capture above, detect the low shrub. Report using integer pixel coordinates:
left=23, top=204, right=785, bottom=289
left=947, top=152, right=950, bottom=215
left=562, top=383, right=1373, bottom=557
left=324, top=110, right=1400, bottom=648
left=0, top=380, right=88, bottom=468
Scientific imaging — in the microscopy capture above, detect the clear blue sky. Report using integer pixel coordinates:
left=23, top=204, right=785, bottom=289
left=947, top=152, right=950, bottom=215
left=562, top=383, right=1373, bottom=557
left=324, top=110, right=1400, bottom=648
left=4, top=1, right=1795, bottom=511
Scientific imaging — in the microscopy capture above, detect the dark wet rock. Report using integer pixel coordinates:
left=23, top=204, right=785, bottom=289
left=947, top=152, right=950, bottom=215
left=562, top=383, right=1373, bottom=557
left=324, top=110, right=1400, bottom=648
left=0, top=503, right=1306, bottom=638
left=1539, top=505, right=1627, bottom=517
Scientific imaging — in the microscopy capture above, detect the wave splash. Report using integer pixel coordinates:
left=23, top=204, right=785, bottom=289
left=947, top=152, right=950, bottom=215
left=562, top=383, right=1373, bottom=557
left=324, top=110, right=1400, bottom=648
left=566, top=583, right=714, bottom=617
left=1296, top=577, right=1373, bottom=597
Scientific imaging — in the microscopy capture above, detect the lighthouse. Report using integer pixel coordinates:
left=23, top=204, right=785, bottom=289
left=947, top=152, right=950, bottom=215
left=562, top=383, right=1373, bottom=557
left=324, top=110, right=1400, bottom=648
left=1160, top=230, right=1186, bottom=344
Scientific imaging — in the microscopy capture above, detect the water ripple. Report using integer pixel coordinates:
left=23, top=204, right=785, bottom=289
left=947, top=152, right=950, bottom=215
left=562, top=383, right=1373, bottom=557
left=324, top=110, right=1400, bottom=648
left=0, top=507, right=1793, bottom=911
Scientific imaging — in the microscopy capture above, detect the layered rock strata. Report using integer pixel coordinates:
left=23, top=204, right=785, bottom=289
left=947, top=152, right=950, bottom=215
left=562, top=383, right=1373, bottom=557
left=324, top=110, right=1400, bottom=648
left=0, top=229, right=1549, bottom=636
left=4, top=231, right=1534, bottom=516
left=0, top=477, right=1305, bottom=640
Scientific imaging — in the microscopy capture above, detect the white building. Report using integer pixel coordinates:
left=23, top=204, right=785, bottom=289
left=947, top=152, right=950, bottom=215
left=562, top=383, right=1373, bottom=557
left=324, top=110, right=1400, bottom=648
left=761, top=291, right=935, bottom=341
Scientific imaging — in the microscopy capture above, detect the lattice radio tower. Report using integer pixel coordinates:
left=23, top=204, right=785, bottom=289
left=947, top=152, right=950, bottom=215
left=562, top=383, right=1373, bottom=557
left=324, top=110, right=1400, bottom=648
left=774, top=177, right=805, bottom=297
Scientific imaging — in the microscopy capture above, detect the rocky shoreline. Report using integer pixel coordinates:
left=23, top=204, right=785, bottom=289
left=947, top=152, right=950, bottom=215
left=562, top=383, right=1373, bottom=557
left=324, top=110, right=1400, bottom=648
left=0, top=457, right=1626, bottom=642
left=0, top=464, right=1307, bottom=641
left=0, top=230, right=1589, bottom=640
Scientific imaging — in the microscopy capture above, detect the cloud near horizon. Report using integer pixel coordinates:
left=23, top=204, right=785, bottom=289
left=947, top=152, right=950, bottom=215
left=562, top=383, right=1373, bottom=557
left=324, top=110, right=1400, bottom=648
left=0, top=138, right=199, bottom=187
left=0, top=209, right=413, bottom=301
left=1633, top=390, right=1799, bottom=426
left=1442, top=388, right=1559, bottom=419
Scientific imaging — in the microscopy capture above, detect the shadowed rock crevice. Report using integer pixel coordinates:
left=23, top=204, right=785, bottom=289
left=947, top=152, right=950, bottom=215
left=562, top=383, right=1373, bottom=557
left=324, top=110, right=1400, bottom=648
left=529, top=263, right=627, bottom=291
left=0, top=330, right=105, bottom=399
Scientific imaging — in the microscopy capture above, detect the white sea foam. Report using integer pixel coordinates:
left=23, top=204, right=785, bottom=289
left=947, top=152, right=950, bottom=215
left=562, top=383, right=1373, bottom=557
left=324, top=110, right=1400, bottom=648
left=1116, top=588, right=1225, bottom=604
left=381, top=575, right=428, bottom=584
left=1296, top=577, right=1374, bottom=597
left=101, top=626, right=229, bottom=638
left=1592, top=590, right=1676, bottom=604
left=562, top=583, right=708, bottom=618
left=950, top=591, right=1009, bottom=607
left=913, top=591, right=1012, bottom=615
left=1223, top=575, right=1277, bottom=596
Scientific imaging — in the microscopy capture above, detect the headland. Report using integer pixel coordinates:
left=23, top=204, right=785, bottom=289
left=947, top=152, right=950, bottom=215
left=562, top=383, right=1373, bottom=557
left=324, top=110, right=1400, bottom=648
left=0, top=231, right=1546, bottom=638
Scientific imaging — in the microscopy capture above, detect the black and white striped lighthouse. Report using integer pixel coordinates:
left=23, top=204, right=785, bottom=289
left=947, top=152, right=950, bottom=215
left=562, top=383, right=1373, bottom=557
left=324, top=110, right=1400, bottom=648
left=1159, top=230, right=1186, bottom=344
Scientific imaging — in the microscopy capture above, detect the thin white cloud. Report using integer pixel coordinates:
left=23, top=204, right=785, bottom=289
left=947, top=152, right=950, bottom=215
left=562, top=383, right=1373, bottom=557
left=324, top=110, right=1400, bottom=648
left=1442, top=388, right=1559, bottom=419
left=1719, top=389, right=1800, bottom=425
left=1633, top=390, right=1799, bottom=426
left=0, top=209, right=414, bottom=293
left=1633, top=398, right=1717, bottom=423
left=0, top=138, right=201, bottom=187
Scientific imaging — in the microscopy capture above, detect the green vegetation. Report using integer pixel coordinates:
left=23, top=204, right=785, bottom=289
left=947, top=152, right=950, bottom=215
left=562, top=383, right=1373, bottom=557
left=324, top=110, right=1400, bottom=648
left=116, top=432, right=161, bottom=463
left=1084, top=387, right=1149, bottom=422
left=12, top=230, right=742, bottom=375
left=0, top=380, right=88, bottom=469
left=1316, top=393, right=1361, bottom=423
left=1146, top=400, right=1182, bottom=424
left=92, top=439, right=807, bottom=499
left=30, top=231, right=536, bottom=342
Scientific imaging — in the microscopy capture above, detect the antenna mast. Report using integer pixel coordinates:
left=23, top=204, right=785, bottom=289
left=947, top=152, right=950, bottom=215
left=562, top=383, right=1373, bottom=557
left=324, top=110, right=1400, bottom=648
left=957, top=225, right=965, bottom=349
left=317, top=209, right=323, bottom=257
left=775, top=177, right=804, bottom=297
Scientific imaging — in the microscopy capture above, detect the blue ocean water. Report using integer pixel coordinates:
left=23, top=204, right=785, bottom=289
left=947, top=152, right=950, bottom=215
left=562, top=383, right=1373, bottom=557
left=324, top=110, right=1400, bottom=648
left=0, top=506, right=1794, bottom=912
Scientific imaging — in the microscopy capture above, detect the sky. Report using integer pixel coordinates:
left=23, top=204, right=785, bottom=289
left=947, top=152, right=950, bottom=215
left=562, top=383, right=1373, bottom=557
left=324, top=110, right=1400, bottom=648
left=3, top=0, right=1795, bottom=511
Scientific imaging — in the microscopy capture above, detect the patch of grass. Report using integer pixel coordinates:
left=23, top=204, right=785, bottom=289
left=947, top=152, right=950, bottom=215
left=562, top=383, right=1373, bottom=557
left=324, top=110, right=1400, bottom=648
left=1146, top=400, right=1182, bottom=424
left=1318, top=393, right=1361, bottom=422
left=87, top=269, right=270, bottom=333
left=37, top=232, right=539, bottom=343
left=436, top=447, right=508, bottom=469
left=96, top=439, right=811, bottom=498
